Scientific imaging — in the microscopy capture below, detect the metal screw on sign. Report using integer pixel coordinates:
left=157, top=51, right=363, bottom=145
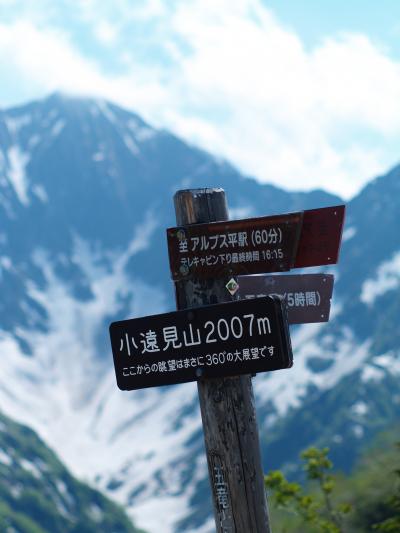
left=176, top=228, right=186, bottom=240
left=179, top=264, right=189, bottom=276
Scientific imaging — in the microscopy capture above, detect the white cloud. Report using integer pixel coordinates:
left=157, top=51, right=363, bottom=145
left=0, top=22, right=102, bottom=95
left=1, top=1, right=400, bottom=198
left=94, top=20, right=118, bottom=44
left=0, top=20, right=168, bottom=110
left=164, top=1, right=400, bottom=197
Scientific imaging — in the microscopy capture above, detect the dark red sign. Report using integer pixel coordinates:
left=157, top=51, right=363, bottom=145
left=237, top=273, right=334, bottom=324
left=167, top=205, right=345, bottom=281
left=167, top=213, right=303, bottom=281
left=109, top=296, right=293, bottom=391
left=295, top=205, right=345, bottom=268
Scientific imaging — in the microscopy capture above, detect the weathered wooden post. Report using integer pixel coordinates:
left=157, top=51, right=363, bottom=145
left=109, top=190, right=345, bottom=532
left=174, top=188, right=271, bottom=533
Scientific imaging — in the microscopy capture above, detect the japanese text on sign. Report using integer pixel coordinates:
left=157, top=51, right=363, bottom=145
left=237, top=273, right=334, bottom=324
left=213, top=463, right=234, bottom=533
left=110, top=296, right=293, bottom=390
left=167, top=213, right=303, bottom=280
left=178, top=227, right=283, bottom=252
left=119, top=313, right=274, bottom=357
left=243, top=290, right=320, bottom=307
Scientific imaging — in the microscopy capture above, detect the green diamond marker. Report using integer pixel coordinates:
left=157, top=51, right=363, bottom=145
left=226, top=278, right=239, bottom=296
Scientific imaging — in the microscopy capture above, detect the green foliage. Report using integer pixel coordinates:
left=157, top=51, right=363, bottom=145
left=373, top=443, right=400, bottom=532
left=265, top=427, right=400, bottom=533
left=265, top=447, right=350, bottom=533
left=0, top=500, right=46, bottom=533
left=342, top=430, right=400, bottom=532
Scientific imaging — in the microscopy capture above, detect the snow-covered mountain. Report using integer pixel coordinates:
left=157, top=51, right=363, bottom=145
left=0, top=410, right=144, bottom=532
left=0, top=93, right=399, bottom=533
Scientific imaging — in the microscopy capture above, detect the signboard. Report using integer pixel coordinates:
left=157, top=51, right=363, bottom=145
left=167, top=205, right=345, bottom=281
left=167, top=212, right=303, bottom=281
left=295, top=205, right=345, bottom=268
left=109, top=296, right=293, bottom=391
left=236, top=273, right=334, bottom=324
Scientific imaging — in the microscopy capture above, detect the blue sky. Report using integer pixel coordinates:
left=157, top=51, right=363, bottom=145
left=1, top=0, right=400, bottom=199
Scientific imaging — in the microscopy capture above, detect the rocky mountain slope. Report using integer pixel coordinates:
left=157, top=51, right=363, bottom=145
left=0, top=411, right=144, bottom=533
left=0, top=93, right=399, bottom=533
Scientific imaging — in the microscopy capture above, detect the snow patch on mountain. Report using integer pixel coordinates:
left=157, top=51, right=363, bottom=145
left=5, top=114, right=32, bottom=136
left=133, top=492, right=199, bottom=533
left=20, top=458, right=42, bottom=479
left=352, top=425, right=364, bottom=438
left=51, top=119, right=66, bottom=137
left=126, top=118, right=156, bottom=142
left=342, top=226, right=356, bottom=241
left=195, top=519, right=215, bottom=533
left=360, top=251, right=400, bottom=304
left=42, top=109, right=59, bottom=128
left=32, top=184, right=48, bottom=203
left=254, top=322, right=370, bottom=414
left=28, top=134, right=41, bottom=149
left=0, top=256, right=12, bottom=270
left=7, top=145, right=30, bottom=205
left=350, top=401, right=368, bottom=417
left=374, top=351, right=400, bottom=375
left=92, top=151, right=105, bottom=162
left=361, top=364, right=385, bottom=383
left=0, top=448, right=12, bottom=466
left=96, top=100, right=117, bottom=124
left=229, top=205, right=254, bottom=220
left=123, top=134, right=139, bottom=156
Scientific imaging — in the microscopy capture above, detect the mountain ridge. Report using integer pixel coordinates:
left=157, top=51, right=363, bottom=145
left=0, top=410, right=145, bottom=533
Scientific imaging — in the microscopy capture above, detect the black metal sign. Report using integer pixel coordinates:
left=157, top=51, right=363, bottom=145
left=237, top=273, right=334, bottom=324
left=167, top=212, right=303, bottom=281
left=109, top=296, right=293, bottom=391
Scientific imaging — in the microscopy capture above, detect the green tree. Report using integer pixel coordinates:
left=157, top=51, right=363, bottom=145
left=373, top=443, right=400, bottom=532
left=265, top=447, right=351, bottom=533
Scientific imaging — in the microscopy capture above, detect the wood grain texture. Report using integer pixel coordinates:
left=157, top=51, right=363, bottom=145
left=174, top=188, right=271, bottom=533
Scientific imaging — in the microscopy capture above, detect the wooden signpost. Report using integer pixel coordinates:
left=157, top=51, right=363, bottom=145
left=109, top=187, right=345, bottom=533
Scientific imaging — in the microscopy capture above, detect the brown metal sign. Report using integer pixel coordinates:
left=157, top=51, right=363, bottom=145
left=236, top=273, right=334, bottom=324
left=167, top=212, right=303, bottom=281
left=167, top=205, right=345, bottom=280
left=295, top=205, right=345, bottom=268
left=109, top=296, right=293, bottom=391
